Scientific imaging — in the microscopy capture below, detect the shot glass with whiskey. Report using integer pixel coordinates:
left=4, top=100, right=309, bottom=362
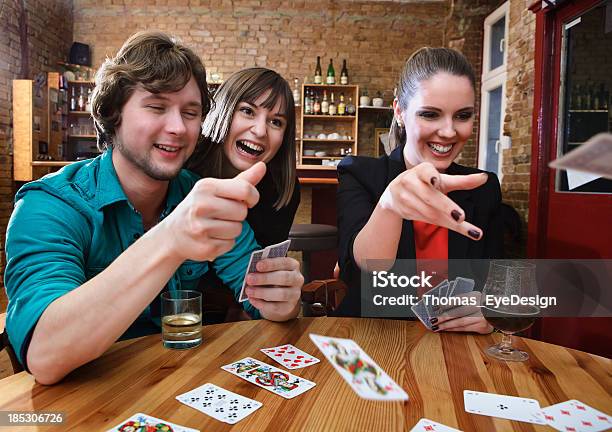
left=161, top=290, right=202, bottom=350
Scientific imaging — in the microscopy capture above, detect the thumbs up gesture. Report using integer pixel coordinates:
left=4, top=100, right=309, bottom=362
left=161, top=162, right=267, bottom=262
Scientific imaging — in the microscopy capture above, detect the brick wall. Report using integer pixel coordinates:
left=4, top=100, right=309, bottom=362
left=74, top=0, right=447, bottom=100
left=502, top=0, right=536, bottom=257
left=0, top=0, right=73, bottom=310
left=73, top=0, right=448, bottom=158
left=444, top=0, right=505, bottom=168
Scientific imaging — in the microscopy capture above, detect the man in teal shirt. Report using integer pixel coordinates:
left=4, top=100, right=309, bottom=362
left=4, top=31, right=303, bottom=385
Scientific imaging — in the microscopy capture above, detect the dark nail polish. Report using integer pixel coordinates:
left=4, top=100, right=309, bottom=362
left=451, top=210, right=461, bottom=221
left=430, top=176, right=437, bottom=187
left=430, top=317, right=438, bottom=324
left=432, top=325, right=439, bottom=331
left=468, top=229, right=480, bottom=239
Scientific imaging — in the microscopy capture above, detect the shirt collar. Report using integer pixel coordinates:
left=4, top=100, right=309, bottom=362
left=94, top=147, right=184, bottom=216
left=94, top=148, right=130, bottom=210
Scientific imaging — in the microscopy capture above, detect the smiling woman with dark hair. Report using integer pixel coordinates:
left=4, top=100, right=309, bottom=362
left=186, top=68, right=301, bottom=322
left=337, top=48, right=503, bottom=333
left=187, top=67, right=300, bottom=248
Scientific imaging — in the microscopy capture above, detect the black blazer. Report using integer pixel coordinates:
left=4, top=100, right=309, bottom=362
left=335, top=145, right=504, bottom=316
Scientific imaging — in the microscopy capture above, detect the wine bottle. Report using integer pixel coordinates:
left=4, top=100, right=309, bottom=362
left=338, top=93, right=346, bottom=115
left=326, top=59, right=335, bottom=85
left=314, top=56, right=322, bottom=85
left=70, top=87, right=76, bottom=111
left=78, top=87, right=85, bottom=111
left=340, top=59, right=348, bottom=85
left=346, top=96, right=356, bottom=115
left=328, top=92, right=336, bottom=116
left=313, top=92, right=321, bottom=114
left=293, top=78, right=300, bottom=105
left=321, top=90, right=329, bottom=114
left=304, top=88, right=311, bottom=114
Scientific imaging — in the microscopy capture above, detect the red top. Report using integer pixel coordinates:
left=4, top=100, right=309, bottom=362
left=413, top=221, right=448, bottom=292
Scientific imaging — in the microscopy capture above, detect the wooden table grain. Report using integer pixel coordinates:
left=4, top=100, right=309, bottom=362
left=0, top=317, right=610, bottom=431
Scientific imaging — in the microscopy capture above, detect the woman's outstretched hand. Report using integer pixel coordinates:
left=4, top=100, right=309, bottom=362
left=379, top=162, right=488, bottom=240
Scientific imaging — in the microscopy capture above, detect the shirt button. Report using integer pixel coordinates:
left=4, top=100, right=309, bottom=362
left=186, top=269, right=193, bottom=275
left=133, top=233, right=141, bottom=239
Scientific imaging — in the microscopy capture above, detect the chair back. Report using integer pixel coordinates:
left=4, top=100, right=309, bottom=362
left=301, top=279, right=347, bottom=317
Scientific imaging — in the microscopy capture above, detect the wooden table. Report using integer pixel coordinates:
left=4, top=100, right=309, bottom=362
left=0, top=318, right=610, bottom=431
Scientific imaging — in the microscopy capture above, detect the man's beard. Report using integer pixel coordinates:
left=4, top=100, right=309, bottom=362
left=114, top=140, right=182, bottom=181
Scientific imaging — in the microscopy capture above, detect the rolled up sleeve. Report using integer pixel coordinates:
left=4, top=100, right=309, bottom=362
left=4, top=190, right=91, bottom=366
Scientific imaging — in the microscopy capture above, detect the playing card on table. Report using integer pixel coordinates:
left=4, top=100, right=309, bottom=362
left=309, top=334, right=408, bottom=401
left=221, top=357, right=315, bottom=399
left=541, top=399, right=611, bottom=432
left=176, top=383, right=262, bottom=425
left=260, top=343, right=320, bottom=369
left=410, top=418, right=462, bottom=432
left=463, top=390, right=546, bottom=425
left=106, top=412, right=198, bottom=432
left=239, top=239, right=291, bottom=302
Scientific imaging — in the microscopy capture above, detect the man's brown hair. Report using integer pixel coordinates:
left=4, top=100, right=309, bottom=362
left=91, top=30, right=210, bottom=150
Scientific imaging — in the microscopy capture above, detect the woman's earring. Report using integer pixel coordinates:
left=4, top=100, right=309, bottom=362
left=396, top=117, right=403, bottom=128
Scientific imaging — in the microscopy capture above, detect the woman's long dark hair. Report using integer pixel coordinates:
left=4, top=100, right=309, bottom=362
left=187, top=67, right=296, bottom=209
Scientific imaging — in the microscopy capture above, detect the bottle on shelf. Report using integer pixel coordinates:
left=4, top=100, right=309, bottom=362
left=338, top=93, right=346, bottom=115
left=293, top=78, right=300, bottom=105
left=326, top=59, right=335, bottom=85
left=70, top=87, right=76, bottom=111
left=321, top=90, right=329, bottom=115
left=86, top=87, right=92, bottom=112
left=595, top=83, right=605, bottom=111
left=314, top=56, right=322, bottom=84
left=346, top=96, right=356, bottom=115
left=328, top=92, right=337, bottom=116
left=584, top=79, right=593, bottom=110
left=340, top=59, right=348, bottom=85
left=313, top=91, right=321, bottom=115
left=575, top=84, right=583, bottom=110
left=78, top=87, right=85, bottom=111
left=304, top=88, right=311, bottom=115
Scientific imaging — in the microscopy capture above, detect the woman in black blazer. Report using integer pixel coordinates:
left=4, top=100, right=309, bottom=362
left=337, top=48, right=503, bottom=333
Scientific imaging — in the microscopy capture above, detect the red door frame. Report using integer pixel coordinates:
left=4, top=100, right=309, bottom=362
left=528, top=0, right=609, bottom=258
left=527, top=0, right=611, bottom=358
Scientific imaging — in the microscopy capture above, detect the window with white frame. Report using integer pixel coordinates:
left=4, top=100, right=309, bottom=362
left=478, top=2, right=509, bottom=180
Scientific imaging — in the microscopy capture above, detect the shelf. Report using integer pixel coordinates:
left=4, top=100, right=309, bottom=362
left=296, top=164, right=337, bottom=170
left=568, top=110, right=608, bottom=113
left=298, top=177, right=338, bottom=185
left=302, top=138, right=354, bottom=143
left=359, top=105, right=392, bottom=111
left=69, top=134, right=96, bottom=139
left=31, top=161, right=73, bottom=167
left=303, top=115, right=356, bottom=120
left=69, top=111, right=92, bottom=116
left=302, top=156, right=344, bottom=160
left=304, top=84, right=357, bottom=88
left=68, top=80, right=95, bottom=85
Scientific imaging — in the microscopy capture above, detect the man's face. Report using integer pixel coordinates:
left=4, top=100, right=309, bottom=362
left=113, top=77, right=203, bottom=181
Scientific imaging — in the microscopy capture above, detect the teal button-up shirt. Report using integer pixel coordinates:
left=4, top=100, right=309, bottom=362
left=4, top=149, right=260, bottom=366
